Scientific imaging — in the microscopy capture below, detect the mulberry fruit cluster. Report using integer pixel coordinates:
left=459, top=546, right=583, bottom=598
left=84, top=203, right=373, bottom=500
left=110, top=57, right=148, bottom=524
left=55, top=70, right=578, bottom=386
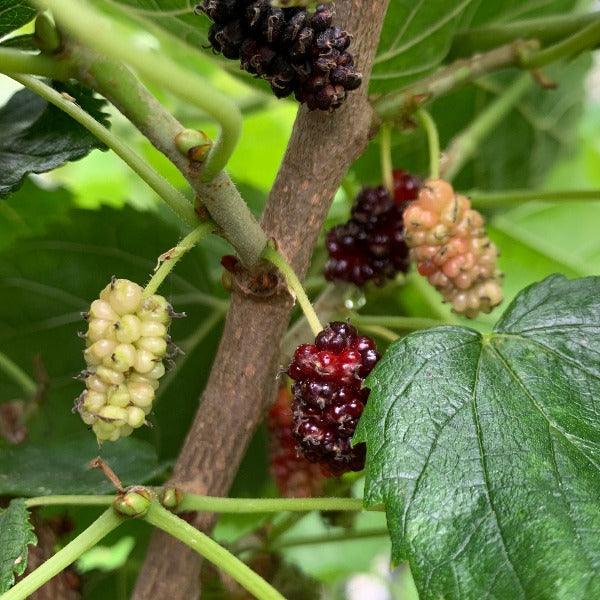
left=75, top=279, right=175, bottom=442
left=403, top=179, right=503, bottom=318
left=288, top=322, right=379, bottom=475
left=267, top=386, right=325, bottom=497
left=197, top=1, right=362, bottom=111
left=324, top=170, right=421, bottom=286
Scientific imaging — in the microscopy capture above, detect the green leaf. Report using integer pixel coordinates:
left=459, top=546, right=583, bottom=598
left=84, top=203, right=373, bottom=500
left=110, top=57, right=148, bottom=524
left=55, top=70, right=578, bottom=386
left=356, top=274, right=600, bottom=600
left=0, top=82, right=110, bottom=198
left=0, top=0, right=35, bottom=39
left=372, top=1, right=478, bottom=93
left=0, top=180, right=72, bottom=254
left=0, top=499, right=36, bottom=593
left=0, top=435, right=167, bottom=495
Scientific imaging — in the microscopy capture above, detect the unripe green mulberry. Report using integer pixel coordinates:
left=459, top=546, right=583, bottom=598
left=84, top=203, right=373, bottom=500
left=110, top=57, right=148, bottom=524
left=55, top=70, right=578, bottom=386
left=76, top=278, right=178, bottom=442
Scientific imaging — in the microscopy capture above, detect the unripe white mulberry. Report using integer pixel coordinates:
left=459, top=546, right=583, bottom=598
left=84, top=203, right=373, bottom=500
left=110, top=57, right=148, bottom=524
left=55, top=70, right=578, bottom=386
left=403, top=179, right=503, bottom=318
left=75, top=278, right=177, bottom=442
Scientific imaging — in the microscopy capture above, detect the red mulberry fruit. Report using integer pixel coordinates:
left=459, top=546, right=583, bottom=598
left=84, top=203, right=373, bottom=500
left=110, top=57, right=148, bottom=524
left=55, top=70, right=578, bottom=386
left=267, top=386, right=325, bottom=497
left=288, top=322, right=379, bottom=475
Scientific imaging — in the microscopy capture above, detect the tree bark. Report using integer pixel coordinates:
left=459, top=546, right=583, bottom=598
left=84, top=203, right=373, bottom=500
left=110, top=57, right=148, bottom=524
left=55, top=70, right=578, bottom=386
left=132, top=2, right=389, bottom=598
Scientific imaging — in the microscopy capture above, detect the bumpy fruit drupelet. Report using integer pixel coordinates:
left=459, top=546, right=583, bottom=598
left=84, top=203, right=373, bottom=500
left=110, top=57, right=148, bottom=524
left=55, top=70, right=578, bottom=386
left=196, top=1, right=362, bottom=111
left=75, top=279, right=177, bottom=442
left=403, top=179, right=503, bottom=318
left=288, top=322, right=379, bottom=475
left=325, top=170, right=421, bottom=286
left=267, top=386, right=325, bottom=497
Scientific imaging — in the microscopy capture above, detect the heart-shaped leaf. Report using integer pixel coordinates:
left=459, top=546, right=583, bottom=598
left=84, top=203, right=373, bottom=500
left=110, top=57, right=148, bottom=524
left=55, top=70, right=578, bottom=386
left=0, top=499, right=35, bottom=593
left=356, top=274, right=600, bottom=599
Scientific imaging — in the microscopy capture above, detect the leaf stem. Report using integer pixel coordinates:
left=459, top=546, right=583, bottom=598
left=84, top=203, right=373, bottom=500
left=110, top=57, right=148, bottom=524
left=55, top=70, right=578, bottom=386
left=373, top=41, right=540, bottom=121
left=450, top=11, right=600, bottom=57
left=271, top=527, right=389, bottom=550
left=35, top=0, right=242, bottom=181
left=0, top=48, right=72, bottom=79
left=1, top=509, right=123, bottom=600
left=262, top=245, right=323, bottom=337
left=521, top=19, right=600, bottom=68
left=24, top=496, right=114, bottom=508
left=143, top=502, right=285, bottom=600
left=144, top=222, right=214, bottom=297
left=379, top=124, right=394, bottom=193
left=469, top=188, right=600, bottom=209
left=415, top=107, right=440, bottom=179
left=178, top=494, right=368, bottom=513
left=11, top=74, right=198, bottom=228
left=0, top=352, right=36, bottom=397
left=441, top=73, right=532, bottom=181
left=353, top=314, right=447, bottom=331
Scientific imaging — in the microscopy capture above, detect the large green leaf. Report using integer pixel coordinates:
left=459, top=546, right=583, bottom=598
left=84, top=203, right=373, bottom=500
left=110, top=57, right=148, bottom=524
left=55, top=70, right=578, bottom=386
left=0, top=499, right=35, bottom=593
left=0, top=82, right=110, bottom=197
left=0, top=0, right=35, bottom=39
left=0, top=435, right=167, bottom=495
left=0, top=204, right=225, bottom=460
left=356, top=274, right=600, bottom=600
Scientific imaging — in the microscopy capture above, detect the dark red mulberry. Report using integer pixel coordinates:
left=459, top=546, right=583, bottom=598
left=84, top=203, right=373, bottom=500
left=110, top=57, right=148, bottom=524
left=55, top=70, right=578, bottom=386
left=324, top=178, right=420, bottom=287
left=196, top=1, right=362, bottom=110
left=267, top=387, right=325, bottom=497
left=288, top=322, right=379, bottom=476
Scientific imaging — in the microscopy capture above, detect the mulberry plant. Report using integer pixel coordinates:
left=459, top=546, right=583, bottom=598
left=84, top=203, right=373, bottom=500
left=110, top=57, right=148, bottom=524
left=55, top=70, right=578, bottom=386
left=2, top=2, right=600, bottom=600
left=197, top=1, right=362, bottom=110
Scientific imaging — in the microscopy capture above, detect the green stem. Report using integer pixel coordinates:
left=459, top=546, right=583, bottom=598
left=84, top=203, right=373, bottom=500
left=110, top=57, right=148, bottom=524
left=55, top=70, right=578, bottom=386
left=469, top=188, right=600, bottom=209
left=24, top=495, right=114, bottom=508
left=262, top=245, right=323, bottom=337
left=441, top=73, right=532, bottom=181
left=355, top=324, right=399, bottom=342
left=373, top=41, right=540, bottom=121
left=272, top=527, right=389, bottom=550
left=144, top=503, right=284, bottom=600
left=144, top=222, right=213, bottom=297
left=353, top=314, right=447, bottom=331
left=35, top=0, right=242, bottom=181
left=0, top=352, right=36, bottom=397
left=415, top=107, right=440, bottom=179
left=11, top=74, right=198, bottom=228
left=1, top=509, right=123, bottom=600
left=450, top=12, right=600, bottom=57
left=379, top=124, right=394, bottom=193
left=521, top=19, right=600, bottom=68
left=0, top=48, right=72, bottom=79
left=178, top=494, right=368, bottom=513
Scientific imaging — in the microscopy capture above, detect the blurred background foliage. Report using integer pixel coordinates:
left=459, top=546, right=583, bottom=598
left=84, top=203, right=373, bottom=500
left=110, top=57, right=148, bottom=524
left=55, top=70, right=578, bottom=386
left=1, top=0, right=600, bottom=598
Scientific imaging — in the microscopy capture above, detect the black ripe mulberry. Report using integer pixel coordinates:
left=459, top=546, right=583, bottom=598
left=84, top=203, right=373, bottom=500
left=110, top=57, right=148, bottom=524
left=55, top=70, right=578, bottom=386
left=324, top=171, right=422, bottom=286
left=196, top=1, right=362, bottom=111
left=288, top=322, right=379, bottom=476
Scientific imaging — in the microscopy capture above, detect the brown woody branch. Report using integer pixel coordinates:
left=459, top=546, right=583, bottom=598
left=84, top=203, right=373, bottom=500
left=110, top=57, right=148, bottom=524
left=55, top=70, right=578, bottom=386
left=130, top=1, right=390, bottom=598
